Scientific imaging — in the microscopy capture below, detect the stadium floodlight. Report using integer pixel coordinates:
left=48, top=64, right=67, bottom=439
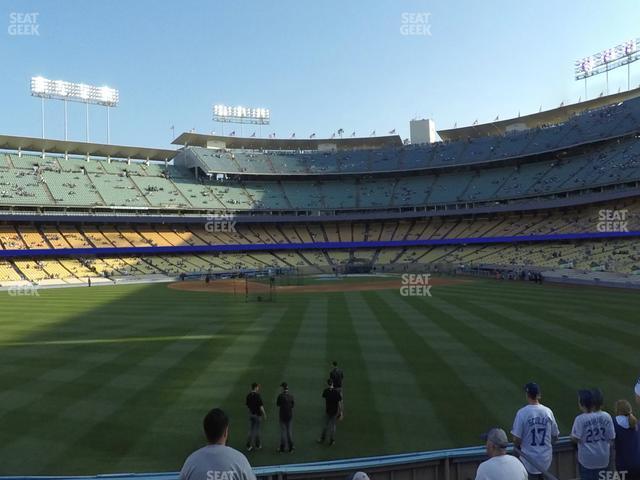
left=574, top=38, right=640, bottom=97
left=30, top=76, right=119, bottom=143
left=213, top=103, right=270, bottom=130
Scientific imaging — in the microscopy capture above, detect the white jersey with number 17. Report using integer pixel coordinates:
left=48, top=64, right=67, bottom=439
left=511, top=404, right=560, bottom=474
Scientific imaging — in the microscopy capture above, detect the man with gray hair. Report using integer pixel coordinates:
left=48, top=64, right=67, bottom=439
left=475, top=428, right=528, bottom=480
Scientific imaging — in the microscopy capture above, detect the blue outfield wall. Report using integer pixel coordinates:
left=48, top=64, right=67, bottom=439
left=0, top=438, right=574, bottom=480
left=0, top=231, right=638, bottom=259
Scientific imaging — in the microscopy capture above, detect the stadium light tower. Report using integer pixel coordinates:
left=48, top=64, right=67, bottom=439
left=213, top=104, right=270, bottom=137
left=30, top=76, right=119, bottom=143
left=575, top=38, right=640, bottom=98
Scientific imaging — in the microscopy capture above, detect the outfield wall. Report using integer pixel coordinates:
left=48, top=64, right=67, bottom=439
left=0, top=438, right=579, bottom=480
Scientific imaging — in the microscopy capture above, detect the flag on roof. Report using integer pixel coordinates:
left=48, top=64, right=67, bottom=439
left=250, top=132, right=256, bottom=138
left=351, top=131, right=356, bottom=137
left=389, top=129, right=396, bottom=134
left=310, top=133, right=316, bottom=138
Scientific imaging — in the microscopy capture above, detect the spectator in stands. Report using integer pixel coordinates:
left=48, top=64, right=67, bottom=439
left=329, top=361, right=344, bottom=396
left=475, top=428, right=528, bottom=480
left=276, top=382, right=295, bottom=453
left=571, top=389, right=616, bottom=480
left=317, top=378, right=342, bottom=446
left=511, top=382, right=559, bottom=480
left=613, top=399, right=640, bottom=480
left=180, top=408, right=255, bottom=480
left=635, top=378, right=640, bottom=405
left=350, top=472, right=370, bottom=480
left=245, top=383, right=266, bottom=451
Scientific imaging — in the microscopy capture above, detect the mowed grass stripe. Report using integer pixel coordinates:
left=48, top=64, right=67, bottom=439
left=345, top=292, right=453, bottom=450
left=271, top=296, right=329, bottom=457
left=111, top=305, right=291, bottom=472
left=36, top=304, right=268, bottom=475
left=445, top=281, right=640, bottom=313
left=377, top=291, right=519, bottom=432
left=0, top=299, right=258, bottom=474
left=472, top=301, right=638, bottom=372
left=456, top=298, right=633, bottom=392
left=220, top=295, right=310, bottom=461
left=419, top=294, right=591, bottom=433
left=323, top=293, right=387, bottom=456
left=553, top=310, right=640, bottom=344
left=0, top=295, right=224, bottom=395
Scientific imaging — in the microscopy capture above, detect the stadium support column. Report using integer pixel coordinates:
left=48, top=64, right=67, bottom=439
left=107, top=106, right=111, bottom=144
left=85, top=102, right=90, bottom=143
left=41, top=97, right=45, bottom=139
left=64, top=99, right=68, bottom=141
left=584, top=78, right=588, bottom=100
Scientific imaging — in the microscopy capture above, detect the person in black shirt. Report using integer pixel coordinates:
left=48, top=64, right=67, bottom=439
left=329, top=361, right=344, bottom=394
left=245, top=382, right=266, bottom=451
left=317, top=379, right=342, bottom=445
left=276, top=382, right=295, bottom=453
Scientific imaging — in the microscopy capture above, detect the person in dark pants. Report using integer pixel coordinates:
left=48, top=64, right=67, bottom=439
left=276, top=382, right=295, bottom=453
left=317, top=379, right=342, bottom=446
left=245, top=382, right=266, bottom=451
left=613, top=399, right=640, bottom=480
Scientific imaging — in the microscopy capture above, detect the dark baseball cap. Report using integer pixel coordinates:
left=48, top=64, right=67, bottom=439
left=525, top=382, right=540, bottom=397
left=481, top=428, right=509, bottom=449
left=280, top=382, right=288, bottom=389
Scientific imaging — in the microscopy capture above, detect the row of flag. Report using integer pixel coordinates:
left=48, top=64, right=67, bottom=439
left=220, top=129, right=398, bottom=139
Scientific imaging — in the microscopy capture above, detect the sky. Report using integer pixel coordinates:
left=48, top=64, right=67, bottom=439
left=0, top=0, right=639, bottom=149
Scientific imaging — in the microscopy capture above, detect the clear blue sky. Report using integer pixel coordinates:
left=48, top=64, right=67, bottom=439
left=1, top=0, right=639, bottom=148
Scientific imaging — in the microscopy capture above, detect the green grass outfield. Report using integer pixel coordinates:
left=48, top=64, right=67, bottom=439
left=0, top=276, right=638, bottom=475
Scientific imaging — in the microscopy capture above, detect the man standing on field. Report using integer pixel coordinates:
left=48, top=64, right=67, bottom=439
left=511, top=382, right=559, bottom=480
left=317, top=378, right=342, bottom=446
left=276, top=382, right=295, bottom=453
left=245, top=383, right=266, bottom=451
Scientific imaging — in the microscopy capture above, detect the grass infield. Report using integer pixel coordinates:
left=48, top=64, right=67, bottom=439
left=0, top=276, right=638, bottom=475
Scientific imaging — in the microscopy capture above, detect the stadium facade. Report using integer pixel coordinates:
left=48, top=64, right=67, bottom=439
left=0, top=89, right=639, bottom=288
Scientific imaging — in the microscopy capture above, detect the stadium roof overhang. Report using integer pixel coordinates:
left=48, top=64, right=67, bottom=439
left=0, top=134, right=177, bottom=161
left=438, top=87, right=640, bottom=141
left=172, top=132, right=403, bottom=151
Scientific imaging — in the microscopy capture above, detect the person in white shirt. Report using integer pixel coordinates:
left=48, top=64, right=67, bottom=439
left=512, top=382, right=560, bottom=480
left=635, top=377, right=640, bottom=405
left=571, top=388, right=616, bottom=480
left=475, top=428, right=528, bottom=480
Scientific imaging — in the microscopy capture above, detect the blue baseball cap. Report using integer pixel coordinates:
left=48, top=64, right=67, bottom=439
left=525, top=382, right=540, bottom=397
